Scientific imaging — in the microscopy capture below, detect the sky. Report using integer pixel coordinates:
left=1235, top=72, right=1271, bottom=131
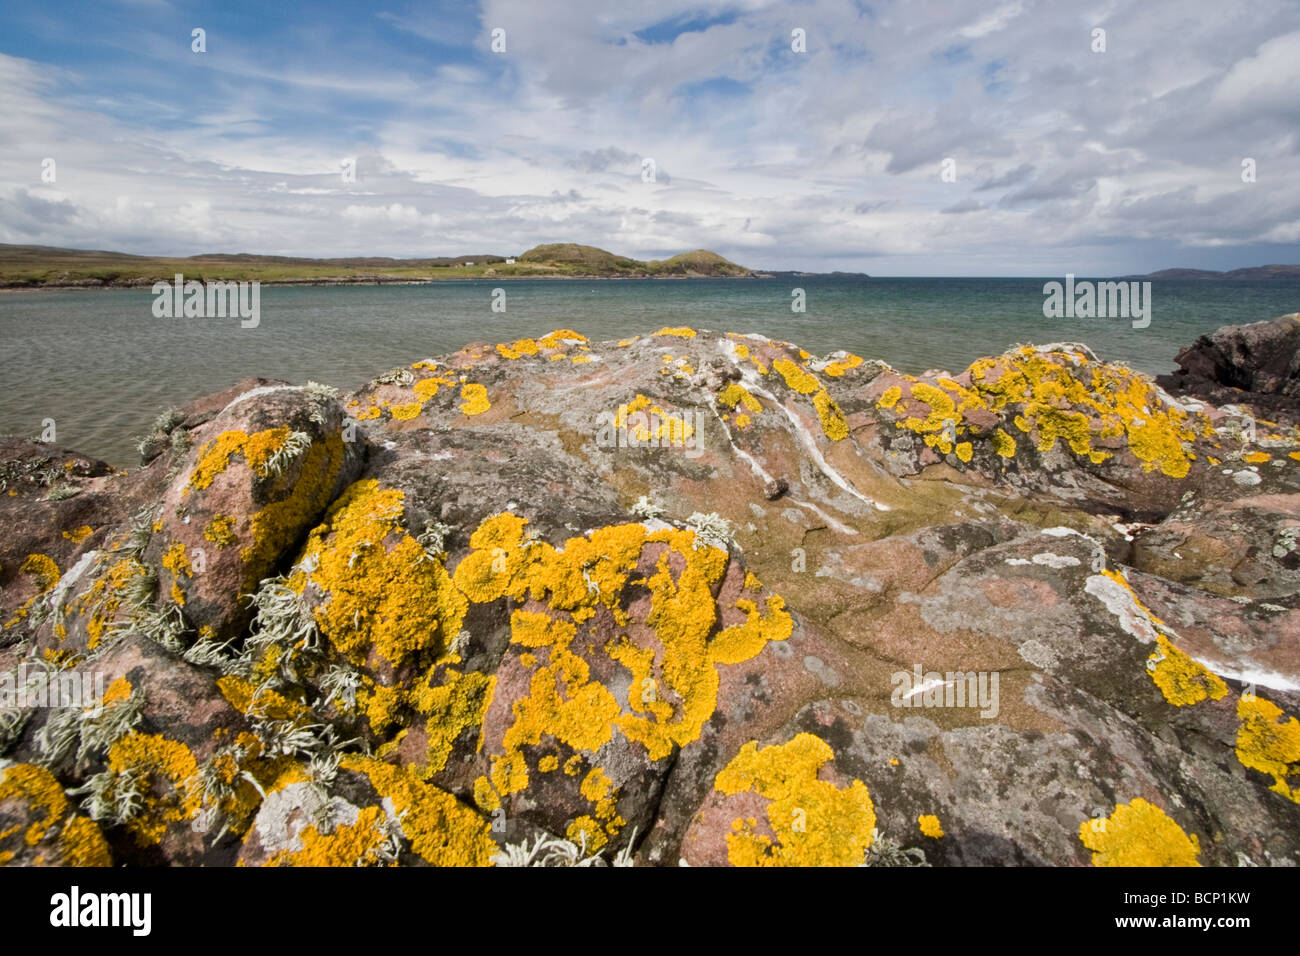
left=0, top=0, right=1298, bottom=276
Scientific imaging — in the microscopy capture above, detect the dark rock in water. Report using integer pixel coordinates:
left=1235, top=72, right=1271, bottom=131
left=1158, top=313, right=1300, bottom=426
left=1, top=321, right=1298, bottom=868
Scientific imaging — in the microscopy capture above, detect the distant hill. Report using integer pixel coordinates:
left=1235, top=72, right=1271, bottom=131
left=1131, top=264, right=1300, bottom=280
left=518, top=243, right=750, bottom=277
left=0, top=242, right=750, bottom=287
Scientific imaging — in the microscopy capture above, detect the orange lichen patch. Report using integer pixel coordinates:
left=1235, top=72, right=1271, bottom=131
left=186, top=427, right=292, bottom=491
left=718, top=384, right=762, bottom=415
left=72, top=556, right=148, bottom=650
left=653, top=326, right=696, bottom=338
left=300, top=479, right=467, bottom=674
left=106, top=732, right=201, bottom=846
left=408, top=668, right=496, bottom=774
left=460, top=383, right=491, bottom=416
left=55, top=816, right=112, bottom=866
left=1078, top=798, right=1201, bottom=867
left=0, top=764, right=111, bottom=866
left=824, top=354, right=864, bottom=377
left=413, top=376, right=454, bottom=401
left=343, top=756, right=495, bottom=866
left=772, top=358, right=821, bottom=395
left=19, top=554, right=59, bottom=592
left=267, top=805, right=394, bottom=867
left=955, top=441, right=973, bottom=463
left=355, top=405, right=383, bottom=421
left=388, top=402, right=423, bottom=421
left=886, top=350, right=1207, bottom=477
left=813, top=389, right=849, bottom=441
left=538, top=329, right=589, bottom=349
left=1242, top=451, right=1271, bottom=464
left=203, top=513, right=238, bottom=548
left=0, top=763, right=67, bottom=846
left=217, top=674, right=308, bottom=722
left=61, top=525, right=94, bottom=543
left=238, top=433, right=346, bottom=584
left=876, top=385, right=902, bottom=410
left=991, top=427, right=1016, bottom=458
left=101, top=676, right=132, bottom=706
left=496, top=338, right=540, bottom=360
left=162, top=542, right=193, bottom=606
left=613, top=394, right=696, bottom=444
left=572, top=355, right=592, bottom=365
left=714, top=733, right=876, bottom=867
left=452, top=516, right=792, bottom=795
left=918, top=814, right=944, bottom=838
left=1290, top=451, right=1300, bottom=462
left=1147, top=635, right=1228, bottom=706
left=1235, top=695, right=1300, bottom=803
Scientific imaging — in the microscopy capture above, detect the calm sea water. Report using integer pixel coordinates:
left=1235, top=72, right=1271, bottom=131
left=1, top=277, right=1296, bottom=468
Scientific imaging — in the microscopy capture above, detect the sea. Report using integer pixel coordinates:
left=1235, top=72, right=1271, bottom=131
left=1, top=276, right=1296, bottom=468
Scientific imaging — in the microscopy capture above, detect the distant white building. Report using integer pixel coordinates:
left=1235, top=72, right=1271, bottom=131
left=464, top=261, right=474, bottom=266
left=505, top=258, right=516, bottom=264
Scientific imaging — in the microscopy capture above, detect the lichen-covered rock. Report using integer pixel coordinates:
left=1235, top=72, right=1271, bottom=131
left=2, top=318, right=1299, bottom=867
left=145, top=381, right=364, bottom=641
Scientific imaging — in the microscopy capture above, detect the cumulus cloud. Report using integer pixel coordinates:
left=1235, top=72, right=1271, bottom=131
left=0, top=0, right=1296, bottom=274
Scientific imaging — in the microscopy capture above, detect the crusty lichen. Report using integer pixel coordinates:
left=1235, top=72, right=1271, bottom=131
left=460, top=383, right=491, bottom=416
left=0, top=763, right=111, bottom=866
left=186, top=427, right=293, bottom=492
left=343, top=756, right=495, bottom=866
left=1147, top=634, right=1228, bottom=707
left=714, top=733, right=876, bottom=867
left=1078, top=798, right=1200, bottom=867
left=105, top=732, right=201, bottom=846
left=879, top=350, right=1206, bottom=476
left=1235, top=695, right=1300, bottom=803
left=918, top=813, right=944, bottom=838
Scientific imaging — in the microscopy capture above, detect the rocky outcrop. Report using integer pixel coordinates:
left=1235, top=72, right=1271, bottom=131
left=1158, top=313, right=1300, bottom=426
left=1, top=321, right=1298, bottom=867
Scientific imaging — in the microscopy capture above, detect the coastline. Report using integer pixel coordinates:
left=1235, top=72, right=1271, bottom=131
left=0, top=273, right=763, bottom=292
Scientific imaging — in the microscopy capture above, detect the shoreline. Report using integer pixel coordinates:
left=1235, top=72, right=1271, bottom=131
left=0, top=273, right=765, bottom=292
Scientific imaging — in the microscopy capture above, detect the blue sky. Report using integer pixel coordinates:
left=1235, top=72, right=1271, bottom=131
left=1, top=0, right=1298, bottom=275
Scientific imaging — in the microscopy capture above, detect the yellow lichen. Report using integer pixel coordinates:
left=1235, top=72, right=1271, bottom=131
left=106, top=733, right=200, bottom=846
left=62, top=525, right=93, bottom=543
left=1147, top=635, right=1228, bottom=706
left=825, top=354, right=864, bottom=377
left=460, top=383, right=490, bottom=416
left=813, top=389, right=849, bottom=441
left=1078, top=798, right=1200, bottom=867
left=186, top=427, right=292, bottom=491
left=653, top=326, right=696, bottom=338
left=343, top=756, right=495, bottom=866
left=876, top=385, right=902, bottom=410
left=267, top=805, right=394, bottom=867
left=918, top=813, right=944, bottom=838
left=1235, top=695, right=1300, bottom=803
left=714, top=733, right=876, bottom=867
left=300, top=479, right=467, bottom=675
left=389, top=402, right=423, bottom=421
left=203, top=514, right=238, bottom=548
left=19, top=554, right=59, bottom=592
left=773, top=358, right=821, bottom=395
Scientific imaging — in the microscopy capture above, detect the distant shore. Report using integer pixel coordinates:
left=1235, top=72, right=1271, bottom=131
left=0, top=273, right=773, bottom=292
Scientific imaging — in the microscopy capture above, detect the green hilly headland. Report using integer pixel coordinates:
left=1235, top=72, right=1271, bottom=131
left=0, top=242, right=752, bottom=288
